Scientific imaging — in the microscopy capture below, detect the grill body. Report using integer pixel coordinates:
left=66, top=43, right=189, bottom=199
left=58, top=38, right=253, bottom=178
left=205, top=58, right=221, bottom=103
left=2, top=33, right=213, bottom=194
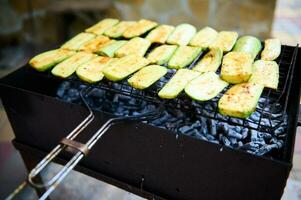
left=0, top=45, right=300, bottom=200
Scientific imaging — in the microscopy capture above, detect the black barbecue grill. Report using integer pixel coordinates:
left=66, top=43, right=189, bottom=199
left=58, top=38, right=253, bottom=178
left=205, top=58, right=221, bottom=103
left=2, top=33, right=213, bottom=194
left=0, top=44, right=300, bottom=200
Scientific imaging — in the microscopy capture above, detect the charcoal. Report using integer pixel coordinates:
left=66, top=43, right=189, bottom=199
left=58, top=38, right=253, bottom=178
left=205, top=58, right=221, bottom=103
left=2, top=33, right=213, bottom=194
left=191, top=120, right=201, bottom=129
left=238, top=141, right=243, bottom=147
left=258, top=132, right=272, bottom=139
left=208, top=120, right=217, bottom=136
left=195, top=133, right=208, bottom=141
left=179, top=125, right=193, bottom=134
left=185, top=129, right=198, bottom=136
left=241, top=128, right=249, bottom=139
left=205, top=133, right=215, bottom=141
left=228, top=129, right=243, bottom=139
left=229, top=137, right=237, bottom=145
left=219, top=134, right=231, bottom=146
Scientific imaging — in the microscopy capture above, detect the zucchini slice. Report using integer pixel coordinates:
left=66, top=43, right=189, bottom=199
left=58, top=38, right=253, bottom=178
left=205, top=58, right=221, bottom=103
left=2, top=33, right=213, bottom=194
left=166, top=23, right=197, bottom=46
left=79, top=35, right=111, bottom=53
left=76, top=56, right=115, bottom=83
left=51, top=52, right=96, bottom=78
left=102, top=54, right=150, bottom=81
left=128, top=65, right=167, bottom=90
left=123, top=19, right=158, bottom=38
left=249, top=60, right=279, bottom=89
left=61, top=33, right=96, bottom=51
left=145, top=25, right=175, bottom=44
left=218, top=83, right=264, bottom=118
left=104, top=21, right=136, bottom=38
left=209, top=31, right=238, bottom=52
left=185, top=72, right=228, bottom=101
left=85, top=18, right=119, bottom=35
left=233, top=35, right=262, bottom=60
left=158, top=69, right=200, bottom=99
left=189, top=26, right=218, bottom=49
left=168, top=46, right=201, bottom=69
left=192, top=48, right=222, bottom=73
left=97, top=40, right=127, bottom=57
left=114, top=37, right=151, bottom=58
left=261, top=39, right=281, bottom=61
left=147, top=45, right=178, bottom=65
left=221, top=52, right=253, bottom=84
left=29, top=49, right=75, bottom=71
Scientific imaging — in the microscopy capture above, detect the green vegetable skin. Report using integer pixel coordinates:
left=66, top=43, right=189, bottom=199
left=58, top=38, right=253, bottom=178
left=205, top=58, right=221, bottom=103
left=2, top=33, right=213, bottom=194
left=102, top=54, right=150, bottom=81
left=147, top=45, right=178, bottom=65
left=123, top=19, right=158, bottom=38
left=185, top=72, right=228, bottom=101
left=168, top=46, right=202, bottom=69
left=158, top=69, right=200, bottom=99
left=233, top=35, right=262, bottom=60
left=51, top=52, right=96, bottom=78
left=192, top=48, right=222, bottom=73
left=167, top=24, right=197, bottom=46
left=261, top=38, right=281, bottom=61
left=61, top=33, right=96, bottom=51
left=104, top=21, right=135, bottom=38
left=128, top=65, right=167, bottom=90
left=85, top=18, right=119, bottom=35
left=29, top=49, right=75, bottom=71
left=218, top=83, right=264, bottom=118
left=249, top=60, right=279, bottom=89
left=189, top=26, right=218, bottom=49
left=97, top=40, right=127, bottom=57
left=114, top=37, right=151, bottom=57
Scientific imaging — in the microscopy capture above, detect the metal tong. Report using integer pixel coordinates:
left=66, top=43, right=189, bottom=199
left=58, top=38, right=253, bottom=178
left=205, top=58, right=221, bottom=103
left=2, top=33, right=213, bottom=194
left=6, top=86, right=163, bottom=200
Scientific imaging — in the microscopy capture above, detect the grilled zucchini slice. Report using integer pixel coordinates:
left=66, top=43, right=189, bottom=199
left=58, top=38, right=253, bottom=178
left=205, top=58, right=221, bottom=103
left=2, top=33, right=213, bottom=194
left=51, top=52, right=96, bottom=78
left=61, top=33, right=96, bottom=51
left=249, top=60, right=279, bottom=89
left=209, top=31, right=238, bottom=52
left=192, top=48, right=222, bottom=73
left=168, top=46, right=201, bottom=69
left=123, top=19, right=158, bottom=38
left=29, top=49, right=75, bottom=71
left=97, top=40, right=127, bottom=57
left=158, top=69, right=200, bottom=99
left=167, top=24, right=196, bottom=46
left=102, top=54, right=150, bottom=81
left=221, top=52, right=253, bottom=84
left=189, top=26, right=218, bottom=49
left=114, top=37, right=151, bottom=58
left=79, top=35, right=111, bottom=53
left=233, top=35, right=262, bottom=60
left=104, top=21, right=136, bottom=38
left=128, top=65, right=167, bottom=90
left=76, top=56, right=115, bottom=83
left=185, top=72, right=228, bottom=101
left=261, top=39, right=281, bottom=61
left=147, top=45, right=177, bottom=65
left=85, top=18, right=119, bottom=35
left=218, top=83, right=264, bottom=118
left=145, top=25, right=175, bottom=44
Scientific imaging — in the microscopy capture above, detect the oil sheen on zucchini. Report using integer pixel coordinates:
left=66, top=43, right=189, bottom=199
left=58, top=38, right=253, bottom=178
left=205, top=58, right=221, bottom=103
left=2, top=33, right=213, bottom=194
left=192, top=48, right=222, bottom=73
left=233, top=35, right=262, bottom=60
left=128, top=65, right=167, bottom=90
left=104, top=21, right=136, bottom=38
left=167, top=24, right=197, bottom=46
left=185, top=72, right=228, bottom=101
left=189, top=26, right=218, bottom=49
left=61, top=33, right=96, bottom=51
left=168, top=46, right=201, bottom=69
left=123, top=19, right=158, bottom=38
left=85, top=18, right=119, bottom=35
left=261, top=38, right=281, bottom=61
left=29, top=49, right=75, bottom=71
left=218, top=83, right=264, bottom=118
left=114, top=37, right=151, bottom=57
left=147, top=45, right=178, bottom=65
left=97, top=40, right=127, bottom=57
left=146, top=25, right=175, bottom=44
left=209, top=31, right=238, bottom=52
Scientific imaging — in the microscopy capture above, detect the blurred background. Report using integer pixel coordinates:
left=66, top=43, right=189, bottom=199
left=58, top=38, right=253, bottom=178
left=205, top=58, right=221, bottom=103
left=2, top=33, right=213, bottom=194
left=0, top=0, right=300, bottom=199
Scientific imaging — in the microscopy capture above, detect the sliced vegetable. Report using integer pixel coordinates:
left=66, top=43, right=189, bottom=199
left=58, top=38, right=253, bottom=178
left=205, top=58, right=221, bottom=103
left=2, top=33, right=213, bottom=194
left=147, top=45, right=177, bottom=65
left=233, top=35, right=262, bottom=59
left=104, top=21, right=135, bottom=38
left=221, top=52, right=253, bottom=84
left=145, top=25, right=175, bottom=44
left=209, top=31, right=238, bottom=52
left=128, top=65, right=167, bottom=90
left=168, top=46, right=201, bottom=69
left=261, top=38, right=281, bottom=61
left=29, top=49, right=75, bottom=71
left=51, top=52, right=96, bottom=78
left=97, top=40, right=127, bottom=57
left=189, top=26, right=218, bottom=49
left=61, top=33, right=95, bottom=51
left=76, top=56, right=115, bottom=83
left=166, top=23, right=197, bottom=46
left=192, top=48, right=222, bottom=73
left=85, top=18, right=119, bottom=35
left=249, top=60, right=279, bottom=89
left=102, top=54, right=150, bottom=81
left=123, top=19, right=158, bottom=38
left=79, top=35, right=111, bottom=53
left=114, top=37, right=151, bottom=57
left=218, top=83, right=264, bottom=118
left=158, top=69, right=200, bottom=99
left=185, top=72, right=228, bottom=101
